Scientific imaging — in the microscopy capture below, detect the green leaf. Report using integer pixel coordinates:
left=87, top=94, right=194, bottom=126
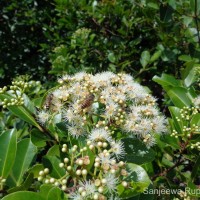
left=158, top=134, right=179, bottom=150
left=28, top=164, right=44, bottom=178
left=108, top=52, right=116, bottom=63
left=47, top=145, right=60, bottom=157
left=0, top=94, right=42, bottom=131
left=0, top=129, right=17, bottom=178
left=48, top=187, right=66, bottom=200
left=7, top=173, right=34, bottom=193
left=129, top=184, right=155, bottom=200
left=167, top=87, right=192, bottom=108
left=190, top=0, right=200, bottom=15
left=140, top=51, right=150, bottom=68
left=7, top=138, right=37, bottom=187
left=31, top=128, right=47, bottom=147
left=168, top=106, right=184, bottom=134
left=43, top=156, right=65, bottom=179
left=152, top=74, right=181, bottom=87
left=190, top=113, right=200, bottom=126
left=40, top=185, right=67, bottom=200
left=191, top=155, right=200, bottom=181
left=184, top=66, right=197, bottom=87
left=1, top=191, right=45, bottom=200
left=118, top=163, right=151, bottom=198
left=147, top=2, right=159, bottom=10
left=149, top=50, right=162, bottom=63
left=178, top=55, right=192, bottom=62
left=122, top=138, right=155, bottom=164
left=160, top=4, right=173, bottom=22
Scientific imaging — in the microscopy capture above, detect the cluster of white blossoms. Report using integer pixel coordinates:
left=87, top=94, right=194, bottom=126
left=38, top=72, right=167, bottom=148
left=37, top=72, right=167, bottom=199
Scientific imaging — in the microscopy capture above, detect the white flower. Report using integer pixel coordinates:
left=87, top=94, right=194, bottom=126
left=98, top=153, right=113, bottom=168
left=104, top=173, right=118, bottom=193
left=88, top=128, right=111, bottom=142
left=68, top=124, right=84, bottom=138
left=104, top=101, right=118, bottom=119
left=52, top=88, right=63, bottom=97
left=140, top=133, right=156, bottom=148
left=125, top=82, right=147, bottom=100
left=193, top=96, right=200, bottom=107
left=79, top=180, right=96, bottom=197
left=37, top=110, right=50, bottom=125
left=73, top=72, right=88, bottom=81
left=110, top=140, right=126, bottom=160
left=121, top=73, right=133, bottom=83
left=91, top=72, right=115, bottom=87
left=134, top=118, right=152, bottom=135
left=122, top=119, right=136, bottom=133
left=151, top=116, right=168, bottom=133
left=63, top=107, right=82, bottom=124
left=69, top=192, right=82, bottom=200
left=61, top=74, right=71, bottom=81
left=131, top=105, right=159, bottom=117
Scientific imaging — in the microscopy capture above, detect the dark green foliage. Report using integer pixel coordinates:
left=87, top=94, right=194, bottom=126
left=1, top=0, right=200, bottom=87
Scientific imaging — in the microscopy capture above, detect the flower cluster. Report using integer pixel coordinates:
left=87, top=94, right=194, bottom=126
left=38, top=72, right=167, bottom=148
left=36, top=72, right=167, bottom=199
left=0, top=75, right=41, bottom=109
left=170, top=106, right=200, bottom=151
left=38, top=143, right=129, bottom=199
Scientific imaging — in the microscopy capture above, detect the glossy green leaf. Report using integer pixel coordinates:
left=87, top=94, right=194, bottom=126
left=184, top=67, right=197, bottom=87
left=122, top=138, right=155, bottom=164
left=7, top=173, right=34, bottom=193
left=0, top=93, right=42, bottom=131
left=31, top=128, right=47, bottom=147
left=147, top=2, right=159, bottom=10
left=128, top=184, right=155, bottom=200
left=118, top=163, right=151, bottom=198
left=7, top=139, right=37, bottom=187
left=108, top=52, right=116, bottom=63
left=48, top=187, right=66, bottom=200
left=140, top=51, right=150, bottom=68
left=0, top=129, right=17, bottom=178
left=167, top=87, right=192, bottom=108
left=43, top=156, right=65, bottom=179
left=40, top=185, right=67, bottom=200
left=191, top=155, right=200, bottom=181
left=47, top=145, right=60, bottom=157
left=150, top=50, right=161, bottom=63
left=190, top=113, right=200, bottom=126
left=1, top=191, right=45, bottom=200
left=168, top=106, right=183, bottom=134
left=153, top=74, right=181, bottom=87
left=28, top=164, right=44, bottom=178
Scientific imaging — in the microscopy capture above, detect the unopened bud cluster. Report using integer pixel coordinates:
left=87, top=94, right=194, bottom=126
left=170, top=106, right=200, bottom=151
left=37, top=141, right=130, bottom=199
left=0, top=77, right=40, bottom=109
